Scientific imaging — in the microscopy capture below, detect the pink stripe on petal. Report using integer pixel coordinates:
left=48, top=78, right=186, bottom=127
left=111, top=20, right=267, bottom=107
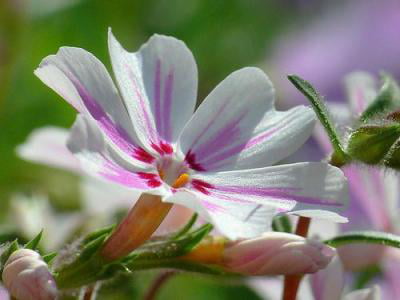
left=212, top=185, right=343, bottom=207
left=193, top=112, right=246, bottom=160
left=244, top=126, right=281, bottom=149
left=162, top=70, right=174, bottom=141
left=154, top=59, right=163, bottom=135
left=66, top=72, right=153, bottom=164
left=185, top=150, right=206, bottom=171
left=201, top=200, right=225, bottom=213
left=187, top=100, right=231, bottom=151
left=100, top=160, right=157, bottom=189
left=127, top=66, right=158, bottom=143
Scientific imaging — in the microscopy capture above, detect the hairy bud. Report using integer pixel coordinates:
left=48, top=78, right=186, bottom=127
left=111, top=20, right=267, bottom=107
left=2, top=249, right=58, bottom=300
left=347, top=125, right=400, bottom=165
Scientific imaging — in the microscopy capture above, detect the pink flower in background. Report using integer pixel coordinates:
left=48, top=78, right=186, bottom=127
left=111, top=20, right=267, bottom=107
left=34, top=30, right=348, bottom=239
left=269, top=0, right=400, bottom=107
left=251, top=256, right=381, bottom=300
left=311, top=72, right=400, bottom=297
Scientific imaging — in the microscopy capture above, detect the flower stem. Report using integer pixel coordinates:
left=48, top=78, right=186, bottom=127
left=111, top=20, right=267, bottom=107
left=101, top=193, right=173, bottom=261
left=143, top=271, right=176, bottom=300
left=282, top=217, right=311, bottom=300
left=288, top=75, right=349, bottom=166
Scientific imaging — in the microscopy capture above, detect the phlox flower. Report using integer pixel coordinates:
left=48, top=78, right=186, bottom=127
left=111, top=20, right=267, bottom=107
left=34, top=29, right=348, bottom=239
left=17, top=127, right=192, bottom=235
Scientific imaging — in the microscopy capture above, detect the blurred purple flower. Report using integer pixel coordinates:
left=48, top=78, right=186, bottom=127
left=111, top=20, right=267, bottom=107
left=311, top=72, right=400, bottom=297
left=268, top=0, right=400, bottom=106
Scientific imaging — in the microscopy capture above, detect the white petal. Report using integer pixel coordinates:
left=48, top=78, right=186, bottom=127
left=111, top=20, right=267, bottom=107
left=310, top=256, right=345, bottom=300
left=164, top=190, right=275, bottom=240
left=186, top=162, right=347, bottom=231
left=108, top=30, right=198, bottom=152
left=34, top=47, right=150, bottom=164
left=288, top=210, right=348, bottom=223
left=17, top=126, right=81, bottom=173
left=344, top=72, right=377, bottom=115
left=179, top=67, right=315, bottom=171
left=67, top=115, right=164, bottom=193
left=80, top=177, right=139, bottom=215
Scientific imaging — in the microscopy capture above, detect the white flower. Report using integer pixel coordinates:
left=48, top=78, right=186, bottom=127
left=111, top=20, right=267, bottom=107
left=34, top=29, right=348, bottom=239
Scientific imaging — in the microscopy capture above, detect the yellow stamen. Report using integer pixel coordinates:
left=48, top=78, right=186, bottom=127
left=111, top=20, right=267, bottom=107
left=158, top=168, right=165, bottom=180
left=172, top=173, right=190, bottom=188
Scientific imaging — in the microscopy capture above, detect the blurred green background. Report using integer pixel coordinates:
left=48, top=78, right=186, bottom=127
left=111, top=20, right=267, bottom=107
left=0, top=0, right=391, bottom=299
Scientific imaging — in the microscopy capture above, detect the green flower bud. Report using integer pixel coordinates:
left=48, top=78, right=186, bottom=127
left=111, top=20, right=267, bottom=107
left=347, top=125, right=400, bottom=165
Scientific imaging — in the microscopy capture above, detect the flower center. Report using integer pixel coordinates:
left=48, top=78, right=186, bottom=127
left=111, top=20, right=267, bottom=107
left=157, top=156, right=190, bottom=189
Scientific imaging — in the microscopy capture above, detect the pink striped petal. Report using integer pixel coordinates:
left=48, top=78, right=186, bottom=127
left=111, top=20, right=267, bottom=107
left=108, top=30, right=198, bottom=151
left=344, top=72, right=377, bottom=116
left=343, top=165, right=393, bottom=231
left=34, top=47, right=151, bottom=165
left=310, top=256, right=345, bottom=300
left=190, top=162, right=348, bottom=221
left=67, top=115, right=161, bottom=192
left=179, top=67, right=315, bottom=171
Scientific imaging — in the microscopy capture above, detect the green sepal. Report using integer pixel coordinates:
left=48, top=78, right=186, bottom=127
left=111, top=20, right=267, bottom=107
left=324, top=231, right=400, bottom=248
left=55, top=223, right=215, bottom=289
left=0, top=240, right=19, bottom=273
left=287, top=74, right=349, bottom=166
left=272, top=215, right=292, bottom=233
left=24, top=230, right=43, bottom=250
left=128, top=223, right=214, bottom=262
left=171, top=213, right=198, bottom=240
left=360, top=73, right=400, bottom=122
left=347, top=124, right=400, bottom=164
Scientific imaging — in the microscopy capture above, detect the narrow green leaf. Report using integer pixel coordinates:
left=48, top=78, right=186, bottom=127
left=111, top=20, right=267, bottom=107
left=0, top=240, right=19, bottom=271
left=25, top=230, right=43, bottom=250
left=325, top=231, right=400, bottom=248
left=43, top=252, right=58, bottom=264
left=353, top=265, right=381, bottom=290
left=288, top=74, right=349, bottom=166
left=360, top=73, right=400, bottom=122
left=171, top=213, right=198, bottom=240
left=82, top=224, right=115, bottom=244
left=272, top=215, right=292, bottom=233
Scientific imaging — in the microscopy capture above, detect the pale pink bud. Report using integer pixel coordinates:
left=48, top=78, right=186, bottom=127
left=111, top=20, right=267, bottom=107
left=2, top=249, right=58, bottom=300
left=222, top=232, right=336, bottom=276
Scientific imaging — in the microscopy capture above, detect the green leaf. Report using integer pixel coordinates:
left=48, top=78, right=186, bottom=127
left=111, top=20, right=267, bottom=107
left=125, top=258, right=234, bottom=276
left=353, top=265, right=382, bottom=290
left=82, top=224, right=115, bottom=245
left=43, top=252, right=58, bottom=264
left=272, top=215, right=292, bottom=233
left=360, top=73, right=400, bottom=122
left=325, top=231, right=400, bottom=248
left=288, top=74, right=349, bottom=166
left=25, top=230, right=43, bottom=250
left=171, top=213, right=198, bottom=240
